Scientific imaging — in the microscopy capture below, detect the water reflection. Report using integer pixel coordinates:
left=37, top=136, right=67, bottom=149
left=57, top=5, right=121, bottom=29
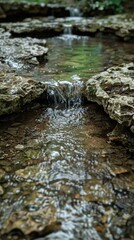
left=31, top=35, right=134, bottom=90
left=32, top=36, right=103, bottom=85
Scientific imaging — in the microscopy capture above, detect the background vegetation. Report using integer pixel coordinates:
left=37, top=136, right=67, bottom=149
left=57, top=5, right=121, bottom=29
left=13, top=0, right=132, bottom=14
left=84, top=0, right=123, bottom=12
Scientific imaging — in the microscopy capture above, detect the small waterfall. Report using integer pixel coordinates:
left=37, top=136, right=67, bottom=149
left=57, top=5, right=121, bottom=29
left=46, top=77, right=83, bottom=108
left=68, top=7, right=81, bottom=17
left=63, top=7, right=82, bottom=36
left=63, top=24, right=72, bottom=35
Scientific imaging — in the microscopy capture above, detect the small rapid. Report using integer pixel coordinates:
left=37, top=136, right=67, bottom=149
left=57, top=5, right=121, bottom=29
left=46, top=78, right=83, bottom=108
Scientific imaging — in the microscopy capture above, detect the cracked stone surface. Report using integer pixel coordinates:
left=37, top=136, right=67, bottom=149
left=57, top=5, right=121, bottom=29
left=86, top=62, right=134, bottom=133
left=0, top=64, right=47, bottom=116
left=0, top=37, right=48, bottom=67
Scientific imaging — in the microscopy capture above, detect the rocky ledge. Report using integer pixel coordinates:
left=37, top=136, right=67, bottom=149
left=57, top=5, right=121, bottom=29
left=86, top=63, right=134, bottom=134
left=0, top=18, right=64, bottom=38
left=0, top=37, right=48, bottom=67
left=0, top=64, right=47, bottom=116
left=1, top=14, right=133, bottom=42
left=72, top=14, right=134, bottom=41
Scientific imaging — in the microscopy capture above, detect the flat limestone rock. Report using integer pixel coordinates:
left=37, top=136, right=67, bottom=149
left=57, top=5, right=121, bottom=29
left=0, top=37, right=48, bottom=67
left=0, top=18, right=64, bottom=38
left=0, top=65, right=47, bottom=116
left=72, top=14, right=134, bottom=41
left=86, top=62, right=134, bottom=133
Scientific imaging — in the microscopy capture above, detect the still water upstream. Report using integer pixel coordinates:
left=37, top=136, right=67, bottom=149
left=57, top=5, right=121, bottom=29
left=0, top=33, right=134, bottom=239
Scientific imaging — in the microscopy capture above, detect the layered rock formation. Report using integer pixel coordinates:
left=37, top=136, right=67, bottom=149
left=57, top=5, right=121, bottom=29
left=0, top=64, right=47, bottom=116
left=86, top=63, right=134, bottom=133
left=0, top=37, right=48, bottom=66
left=0, top=18, right=64, bottom=38
left=72, top=14, right=134, bottom=41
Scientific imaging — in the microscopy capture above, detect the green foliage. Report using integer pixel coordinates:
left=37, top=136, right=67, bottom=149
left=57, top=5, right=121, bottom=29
left=85, top=0, right=123, bottom=13
left=16, top=0, right=48, bottom=2
left=15, top=0, right=124, bottom=13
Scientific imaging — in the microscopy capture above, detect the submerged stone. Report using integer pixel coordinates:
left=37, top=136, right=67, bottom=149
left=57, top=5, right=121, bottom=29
left=72, top=14, right=134, bottom=41
left=84, top=179, right=115, bottom=204
left=15, top=165, right=48, bottom=182
left=15, top=144, right=25, bottom=151
left=0, top=185, right=4, bottom=195
left=0, top=169, right=5, bottom=180
left=1, top=206, right=61, bottom=239
left=86, top=63, right=134, bottom=133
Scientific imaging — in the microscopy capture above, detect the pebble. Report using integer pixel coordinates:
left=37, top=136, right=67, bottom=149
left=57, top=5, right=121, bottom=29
left=0, top=186, right=4, bottom=195
left=0, top=169, right=5, bottom=179
left=15, top=144, right=24, bottom=150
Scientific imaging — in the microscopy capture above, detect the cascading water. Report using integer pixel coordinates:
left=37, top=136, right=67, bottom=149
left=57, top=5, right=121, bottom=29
left=47, top=77, right=83, bottom=108
left=68, top=7, right=81, bottom=17
left=63, top=24, right=72, bottom=35
left=61, top=7, right=82, bottom=36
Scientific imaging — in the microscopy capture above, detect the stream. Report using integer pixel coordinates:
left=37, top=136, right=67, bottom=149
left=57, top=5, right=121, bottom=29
left=0, top=30, right=134, bottom=240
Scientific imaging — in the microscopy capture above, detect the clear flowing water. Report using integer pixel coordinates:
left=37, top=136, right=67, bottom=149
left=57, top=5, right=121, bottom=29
left=0, top=34, right=134, bottom=240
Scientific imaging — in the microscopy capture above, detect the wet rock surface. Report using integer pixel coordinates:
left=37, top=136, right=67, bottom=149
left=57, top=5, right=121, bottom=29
left=1, top=206, right=61, bottom=239
left=0, top=64, right=47, bottom=116
left=72, top=14, right=134, bottom=41
left=0, top=26, right=49, bottom=116
left=86, top=63, right=134, bottom=134
left=1, top=14, right=134, bottom=42
left=0, top=37, right=48, bottom=66
left=0, top=169, right=5, bottom=179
